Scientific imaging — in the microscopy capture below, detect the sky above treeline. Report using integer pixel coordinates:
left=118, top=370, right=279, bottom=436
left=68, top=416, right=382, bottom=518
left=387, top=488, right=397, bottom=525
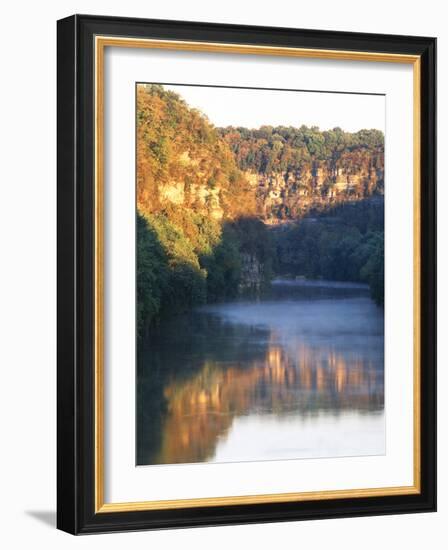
left=162, top=84, right=385, bottom=134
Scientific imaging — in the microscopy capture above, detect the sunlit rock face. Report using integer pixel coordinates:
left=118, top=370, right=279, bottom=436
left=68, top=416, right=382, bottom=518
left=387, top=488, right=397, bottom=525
left=136, top=85, right=257, bottom=224
left=136, top=86, right=386, bottom=467
left=249, top=158, right=383, bottom=224
left=137, top=85, right=384, bottom=227
left=219, top=125, right=384, bottom=223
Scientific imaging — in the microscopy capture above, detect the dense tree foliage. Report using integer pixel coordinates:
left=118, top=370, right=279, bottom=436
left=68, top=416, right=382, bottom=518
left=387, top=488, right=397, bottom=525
left=136, top=85, right=275, bottom=334
left=218, top=125, right=384, bottom=222
left=275, top=200, right=384, bottom=304
left=136, top=214, right=168, bottom=336
left=219, top=125, right=384, bottom=178
left=137, top=211, right=273, bottom=334
left=137, top=85, right=256, bottom=220
left=136, top=85, right=384, bottom=335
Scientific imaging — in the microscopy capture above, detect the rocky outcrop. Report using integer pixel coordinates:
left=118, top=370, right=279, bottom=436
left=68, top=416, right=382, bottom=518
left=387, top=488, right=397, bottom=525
left=138, top=85, right=384, bottom=230
left=219, top=126, right=384, bottom=223
left=249, top=157, right=383, bottom=223
left=152, top=154, right=383, bottom=226
left=238, top=253, right=264, bottom=292
left=137, top=85, right=256, bottom=224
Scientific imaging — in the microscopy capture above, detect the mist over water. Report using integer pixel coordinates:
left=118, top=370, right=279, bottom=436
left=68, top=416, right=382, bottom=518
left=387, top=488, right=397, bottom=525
left=137, top=280, right=384, bottom=466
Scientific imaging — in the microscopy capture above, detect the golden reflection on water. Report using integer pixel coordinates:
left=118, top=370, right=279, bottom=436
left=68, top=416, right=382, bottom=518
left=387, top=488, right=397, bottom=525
left=151, top=336, right=383, bottom=465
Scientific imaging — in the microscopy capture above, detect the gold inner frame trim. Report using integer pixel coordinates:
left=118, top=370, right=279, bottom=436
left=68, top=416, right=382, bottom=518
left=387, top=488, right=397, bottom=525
left=94, top=35, right=422, bottom=513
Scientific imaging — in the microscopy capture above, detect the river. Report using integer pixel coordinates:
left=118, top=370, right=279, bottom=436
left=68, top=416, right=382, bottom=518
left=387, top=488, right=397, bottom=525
left=137, top=279, right=384, bottom=466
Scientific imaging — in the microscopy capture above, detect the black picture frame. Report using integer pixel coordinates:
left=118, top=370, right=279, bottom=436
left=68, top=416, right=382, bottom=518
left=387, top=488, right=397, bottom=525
left=57, top=14, right=436, bottom=535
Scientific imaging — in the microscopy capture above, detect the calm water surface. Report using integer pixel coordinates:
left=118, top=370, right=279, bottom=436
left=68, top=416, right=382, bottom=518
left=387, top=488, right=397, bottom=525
left=137, top=280, right=384, bottom=465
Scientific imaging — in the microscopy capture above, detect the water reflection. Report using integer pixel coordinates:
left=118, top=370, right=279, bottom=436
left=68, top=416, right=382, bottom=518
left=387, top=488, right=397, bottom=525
left=137, top=280, right=384, bottom=465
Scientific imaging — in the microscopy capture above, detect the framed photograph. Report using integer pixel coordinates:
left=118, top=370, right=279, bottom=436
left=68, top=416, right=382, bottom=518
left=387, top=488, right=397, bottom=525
left=57, top=14, right=436, bottom=534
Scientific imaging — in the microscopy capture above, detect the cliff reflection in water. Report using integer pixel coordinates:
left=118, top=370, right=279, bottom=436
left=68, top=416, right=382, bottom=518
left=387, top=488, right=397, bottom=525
left=137, top=281, right=384, bottom=466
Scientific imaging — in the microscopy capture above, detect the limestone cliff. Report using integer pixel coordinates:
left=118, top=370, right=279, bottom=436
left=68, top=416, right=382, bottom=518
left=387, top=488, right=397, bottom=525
left=220, top=126, right=384, bottom=223
left=138, top=86, right=384, bottom=227
left=249, top=157, right=383, bottom=223
left=137, top=84, right=256, bottom=224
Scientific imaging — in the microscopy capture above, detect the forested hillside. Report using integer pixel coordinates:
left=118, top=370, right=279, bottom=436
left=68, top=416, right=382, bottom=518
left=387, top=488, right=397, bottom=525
left=274, top=199, right=384, bottom=304
left=137, top=86, right=257, bottom=221
left=136, top=84, right=385, bottom=334
left=219, top=125, right=384, bottom=221
left=137, top=85, right=272, bottom=334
